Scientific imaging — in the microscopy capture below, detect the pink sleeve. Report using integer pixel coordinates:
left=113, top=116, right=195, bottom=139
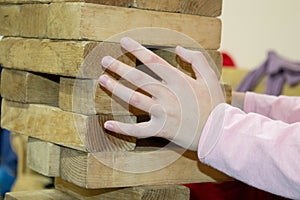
left=244, top=92, right=300, bottom=123
left=198, top=103, right=300, bottom=199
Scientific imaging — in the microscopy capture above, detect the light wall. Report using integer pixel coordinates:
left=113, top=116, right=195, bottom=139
left=220, top=0, right=300, bottom=68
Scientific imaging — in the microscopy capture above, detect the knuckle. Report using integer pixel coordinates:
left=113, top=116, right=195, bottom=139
left=145, top=53, right=160, bottom=64
left=107, top=59, right=119, bottom=71
left=129, top=92, right=141, bottom=107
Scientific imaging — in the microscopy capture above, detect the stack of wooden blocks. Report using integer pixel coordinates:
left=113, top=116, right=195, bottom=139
left=0, top=0, right=231, bottom=199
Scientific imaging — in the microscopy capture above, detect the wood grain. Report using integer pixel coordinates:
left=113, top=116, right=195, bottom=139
left=0, top=3, right=221, bottom=49
left=60, top=146, right=231, bottom=188
left=0, top=37, right=135, bottom=78
left=20, top=4, right=49, bottom=37
left=5, top=189, right=77, bottom=200
left=27, top=137, right=60, bottom=177
left=0, top=5, right=20, bottom=36
left=59, top=77, right=147, bottom=115
left=1, top=69, right=59, bottom=106
left=179, top=0, right=222, bottom=16
left=55, top=177, right=190, bottom=200
left=0, top=37, right=221, bottom=78
left=1, top=100, right=136, bottom=152
left=0, top=0, right=222, bottom=17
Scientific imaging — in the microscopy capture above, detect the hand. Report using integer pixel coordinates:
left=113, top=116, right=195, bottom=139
left=98, top=37, right=224, bottom=150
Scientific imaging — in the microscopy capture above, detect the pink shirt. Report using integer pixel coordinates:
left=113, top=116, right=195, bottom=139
left=198, top=92, right=300, bottom=199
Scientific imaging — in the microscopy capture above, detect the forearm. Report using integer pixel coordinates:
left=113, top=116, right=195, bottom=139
left=244, top=92, right=300, bottom=123
left=198, top=103, right=300, bottom=199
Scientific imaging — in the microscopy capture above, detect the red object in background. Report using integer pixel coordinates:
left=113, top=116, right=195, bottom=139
left=222, top=52, right=236, bottom=68
left=184, top=181, right=289, bottom=200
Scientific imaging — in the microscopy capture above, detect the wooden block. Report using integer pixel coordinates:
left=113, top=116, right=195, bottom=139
left=4, top=189, right=77, bottom=200
left=224, top=84, right=232, bottom=104
left=20, top=4, right=49, bottom=37
left=179, top=0, right=222, bottom=16
left=1, top=69, right=59, bottom=106
left=27, top=137, right=60, bottom=177
left=0, top=37, right=220, bottom=79
left=0, top=0, right=222, bottom=17
left=130, top=0, right=222, bottom=17
left=1, top=100, right=136, bottom=152
left=0, top=37, right=135, bottom=78
left=0, top=5, right=20, bottom=36
left=50, top=3, right=221, bottom=49
left=55, top=177, right=190, bottom=200
left=0, top=3, right=221, bottom=49
left=60, top=146, right=231, bottom=188
left=18, top=136, right=230, bottom=190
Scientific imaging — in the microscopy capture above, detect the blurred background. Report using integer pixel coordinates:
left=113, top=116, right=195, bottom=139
left=220, top=0, right=300, bottom=69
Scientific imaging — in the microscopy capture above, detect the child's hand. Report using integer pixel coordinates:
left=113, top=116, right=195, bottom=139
left=98, top=37, right=224, bottom=150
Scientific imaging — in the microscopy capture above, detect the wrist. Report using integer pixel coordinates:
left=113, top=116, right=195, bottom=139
left=231, top=91, right=245, bottom=110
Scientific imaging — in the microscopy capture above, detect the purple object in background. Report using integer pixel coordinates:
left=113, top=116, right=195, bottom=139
left=237, top=51, right=300, bottom=95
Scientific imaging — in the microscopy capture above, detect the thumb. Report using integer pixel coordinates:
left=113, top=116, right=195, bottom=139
left=176, top=46, right=225, bottom=106
left=176, top=46, right=215, bottom=80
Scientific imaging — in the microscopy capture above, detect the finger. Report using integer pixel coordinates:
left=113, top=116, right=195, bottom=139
left=120, top=37, right=179, bottom=83
left=176, top=46, right=225, bottom=105
left=99, top=74, right=160, bottom=115
left=101, top=56, right=162, bottom=97
left=176, top=46, right=206, bottom=80
left=103, top=120, right=158, bottom=138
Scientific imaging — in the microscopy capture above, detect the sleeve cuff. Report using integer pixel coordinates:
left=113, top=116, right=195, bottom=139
left=198, top=103, right=229, bottom=161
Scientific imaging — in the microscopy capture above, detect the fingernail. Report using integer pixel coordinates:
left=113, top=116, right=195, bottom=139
left=176, top=46, right=185, bottom=53
left=120, top=37, right=132, bottom=48
left=102, top=56, right=115, bottom=68
left=120, top=37, right=138, bottom=51
left=104, top=122, right=114, bottom=131
left=98, top=75, right=109, bottom=87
